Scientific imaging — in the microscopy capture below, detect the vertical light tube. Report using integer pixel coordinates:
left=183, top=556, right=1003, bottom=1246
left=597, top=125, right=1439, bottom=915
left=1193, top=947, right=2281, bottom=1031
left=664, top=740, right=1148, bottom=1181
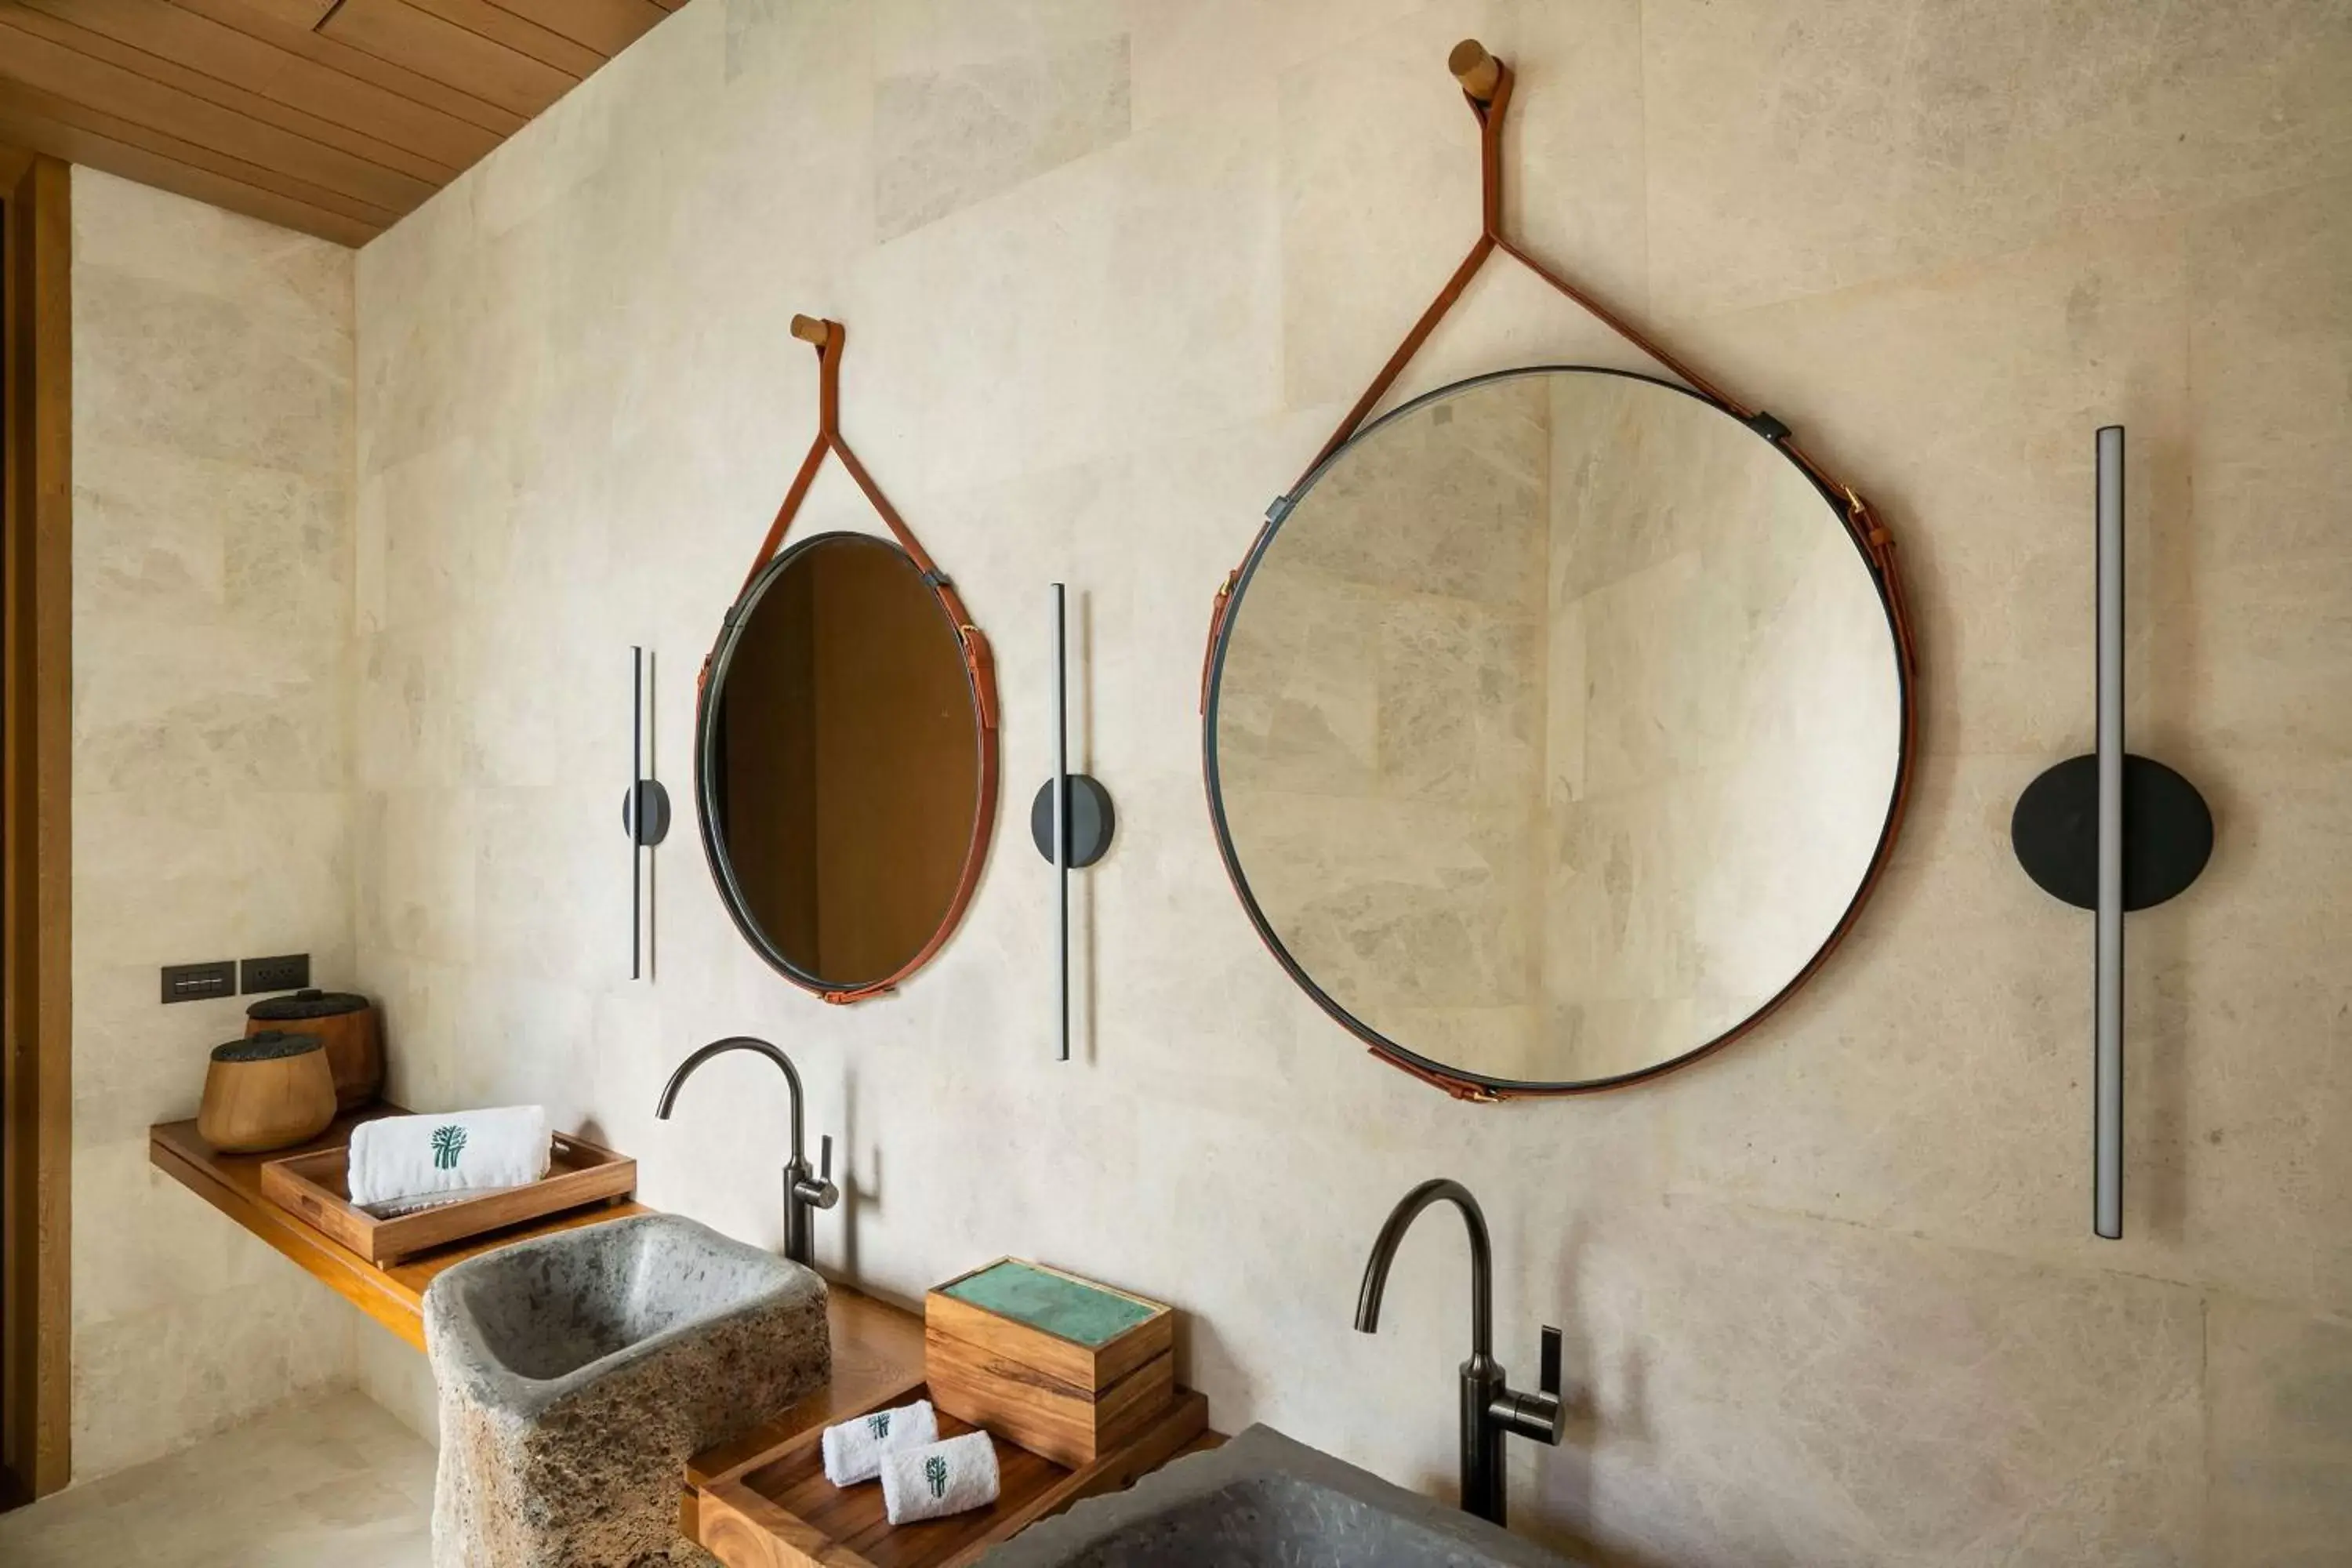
left=2094, top=426, right=2125, bottom=1240
left=630, top=644, right=644, bottom=982
left=1054, top=584, right=1070, bottom=1062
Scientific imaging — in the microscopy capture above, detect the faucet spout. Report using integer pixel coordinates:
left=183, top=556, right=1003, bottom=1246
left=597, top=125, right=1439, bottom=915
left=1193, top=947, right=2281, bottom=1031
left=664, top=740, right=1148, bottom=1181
left=656, top=1036, right=836, bottom=1267
left=657, top=1036, right=807, bottom=1167
left=1353, top=1178, right=1492, bottom=1359
left=1353, top=1177, right=1560, bottom=1526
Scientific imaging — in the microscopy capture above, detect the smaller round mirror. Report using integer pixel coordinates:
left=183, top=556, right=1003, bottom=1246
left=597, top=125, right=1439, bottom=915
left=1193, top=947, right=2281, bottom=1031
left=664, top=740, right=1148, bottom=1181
left=698, top=532, right=991, bottom=994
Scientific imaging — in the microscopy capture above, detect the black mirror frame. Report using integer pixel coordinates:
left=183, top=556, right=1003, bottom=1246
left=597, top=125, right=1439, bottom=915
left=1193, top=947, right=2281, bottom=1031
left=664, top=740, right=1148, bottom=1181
left=696, top=529, right=1000, bottom=1003
left=1201, top=364, right=1918, bottom=1099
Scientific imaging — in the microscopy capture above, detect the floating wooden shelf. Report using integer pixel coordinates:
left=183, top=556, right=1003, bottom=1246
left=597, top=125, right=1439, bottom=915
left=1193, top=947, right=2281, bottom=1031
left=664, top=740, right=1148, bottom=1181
left=150, top=1106, right=1203, bottom=1561
left=151, top=1105, right=644, bottom=1350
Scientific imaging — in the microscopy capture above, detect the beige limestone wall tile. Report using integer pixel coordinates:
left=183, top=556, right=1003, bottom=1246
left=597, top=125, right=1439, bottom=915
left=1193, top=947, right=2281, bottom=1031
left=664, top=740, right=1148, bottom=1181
left=875, top=33, right=1131, bottom=240
left=72, top=164, right=357, bottom=1486
left=1681, top=218, right=2191, bottom=759
left=72, top=169, right=354, bottom=357
left=853, top=87, right=1282, bottom=498
left=2183, top=176, right=2352, bottom=759
left=1525, top=1199, right=2205, bottom=1567
left=869, top=0, right=1130, bottom=78
left=1643, top=0, right=2352, bottom=319
left=354, top=626, right=484, bottom=790
left=1279, top=0, right=1650, bottom=412
left=74, top=788, right=349, bottom=971
left=69, top=964, right=222, bottom=1145
left=471, top=783, right=630, bottom=985
left=355, top=788, right=480, bottom=964
left=71, top=1279, right=358, bottom=1482
left=354, top=1327, right=441, bottom=1450
left=74, top=626, right=347, bottom=799
left=1129, top=0, right=1422, bottom=129
left=76, top=267, right=350, bottom=481
left=1670, top=742, right=2352, bottom=1318
left=2206, top=1296, right=2352, bottom=1565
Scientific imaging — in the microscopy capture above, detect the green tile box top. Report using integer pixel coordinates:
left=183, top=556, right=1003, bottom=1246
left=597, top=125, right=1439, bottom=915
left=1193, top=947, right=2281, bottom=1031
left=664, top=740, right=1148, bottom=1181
left=942, top=1261, right=1156, bottom=1348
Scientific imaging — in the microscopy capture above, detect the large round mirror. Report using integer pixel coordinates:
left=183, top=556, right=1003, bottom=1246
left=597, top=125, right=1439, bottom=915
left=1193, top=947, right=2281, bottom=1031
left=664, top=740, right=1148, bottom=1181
left=699, top=532, right=993, bottom=995
left=1206, top=368, right=1911, bottom=1093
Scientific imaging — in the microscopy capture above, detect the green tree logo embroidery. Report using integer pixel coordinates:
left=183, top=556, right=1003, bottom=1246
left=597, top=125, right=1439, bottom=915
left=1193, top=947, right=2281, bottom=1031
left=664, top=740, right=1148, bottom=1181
left=924, top=1455, right=949, bottom=1500
left=867, top=1411, right=891, bottom=1441
left=430, top=1124, right=468, bottom=1171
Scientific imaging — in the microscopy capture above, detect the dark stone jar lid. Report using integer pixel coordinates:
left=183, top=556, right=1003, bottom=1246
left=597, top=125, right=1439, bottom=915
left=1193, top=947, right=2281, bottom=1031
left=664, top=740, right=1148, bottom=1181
left=245, top=988, right=368, bottom=1021
left=212, top=1030, right=324, bottom=1063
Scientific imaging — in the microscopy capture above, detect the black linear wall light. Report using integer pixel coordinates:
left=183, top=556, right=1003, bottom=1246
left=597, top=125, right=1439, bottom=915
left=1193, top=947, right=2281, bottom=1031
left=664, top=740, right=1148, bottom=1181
left=1030, top=584, right=1115, bottom=1062
left=2010, top=426, right=2212, bottom=1240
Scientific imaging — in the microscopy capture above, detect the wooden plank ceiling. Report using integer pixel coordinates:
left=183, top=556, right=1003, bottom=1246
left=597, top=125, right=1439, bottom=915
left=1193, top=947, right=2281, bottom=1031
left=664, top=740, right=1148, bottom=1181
left=0, top=0, right=685, bottom=246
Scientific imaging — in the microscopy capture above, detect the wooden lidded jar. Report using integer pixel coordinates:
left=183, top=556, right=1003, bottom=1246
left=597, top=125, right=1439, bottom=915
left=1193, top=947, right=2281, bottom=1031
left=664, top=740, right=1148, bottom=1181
left=245, top=989, right=382, bottom=1112
left=198, top=1032, right=337, bottom=1153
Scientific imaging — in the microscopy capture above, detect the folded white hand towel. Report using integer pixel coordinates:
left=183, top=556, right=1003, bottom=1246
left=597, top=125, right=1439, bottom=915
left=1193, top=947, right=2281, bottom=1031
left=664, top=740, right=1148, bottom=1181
left=821, top=1400, right=939, bottom=1487
left=880, top=1432, right=1000, bottom=1525
left=347, top=1106, right=550, bottom=1214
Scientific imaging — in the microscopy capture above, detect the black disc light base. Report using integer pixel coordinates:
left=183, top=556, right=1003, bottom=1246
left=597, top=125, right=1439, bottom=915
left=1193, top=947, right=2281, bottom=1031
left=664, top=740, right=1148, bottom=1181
left=623, top=779, right=672, bottom=848
left=1031, top=775, right=1115, bottom=868
left=2011, top=753, right=2211, bottom=911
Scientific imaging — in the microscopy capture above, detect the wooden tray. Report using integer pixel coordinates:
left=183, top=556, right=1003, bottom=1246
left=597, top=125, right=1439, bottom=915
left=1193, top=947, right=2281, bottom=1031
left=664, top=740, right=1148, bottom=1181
left=693, top=1381, right=1212, bottom=1568
left=259, top=1131, right=635, bottom=1265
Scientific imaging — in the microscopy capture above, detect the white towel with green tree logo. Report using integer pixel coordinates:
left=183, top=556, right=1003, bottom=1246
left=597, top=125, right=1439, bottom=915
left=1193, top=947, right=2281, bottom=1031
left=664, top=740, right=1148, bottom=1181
left=880, top=1431, right=999, bottom=1524
left=346, top=1105, right=550, bottom=1215
left=821, top=1399, right=939, bottom=1487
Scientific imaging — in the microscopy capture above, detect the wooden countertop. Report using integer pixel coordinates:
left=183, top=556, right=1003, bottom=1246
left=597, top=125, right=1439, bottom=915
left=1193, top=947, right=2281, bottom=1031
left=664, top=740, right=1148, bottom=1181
left=150, top=1105, right=652, bottom=1352
left=147, top=1109, right=931, bottom=1406
left=150, top=1117, right=1203, bottom=1558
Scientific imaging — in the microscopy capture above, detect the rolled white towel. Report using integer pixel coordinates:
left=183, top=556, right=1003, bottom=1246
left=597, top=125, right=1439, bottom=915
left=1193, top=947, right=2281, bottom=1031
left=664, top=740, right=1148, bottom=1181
left=880, top=1432, right=1000, bottom=1525
left=821, top=1399, right=939, bottom=1487
left=347, top=1106, right=550, bottom=1214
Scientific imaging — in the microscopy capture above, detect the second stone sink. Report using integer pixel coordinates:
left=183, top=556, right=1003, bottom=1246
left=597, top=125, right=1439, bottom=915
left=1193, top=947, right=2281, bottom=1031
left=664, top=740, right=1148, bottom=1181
left=977, top=1425, right=1579, bottom=1568
left=424, top=1211, right=829, bottom=1567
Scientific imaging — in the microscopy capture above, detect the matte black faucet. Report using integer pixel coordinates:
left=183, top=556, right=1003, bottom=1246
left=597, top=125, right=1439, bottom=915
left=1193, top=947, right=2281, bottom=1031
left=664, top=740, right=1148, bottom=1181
left=655, top=1036, right=838, bottom=1267
left=1354, top=1178, right=1565, bottom=1525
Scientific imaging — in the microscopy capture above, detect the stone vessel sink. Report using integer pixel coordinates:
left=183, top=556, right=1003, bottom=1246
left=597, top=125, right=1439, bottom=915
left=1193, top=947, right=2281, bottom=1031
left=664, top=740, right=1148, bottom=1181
left=976, top=1425, right=1578, bottom=1568
left=425, top=1211, right=829, bottom=1567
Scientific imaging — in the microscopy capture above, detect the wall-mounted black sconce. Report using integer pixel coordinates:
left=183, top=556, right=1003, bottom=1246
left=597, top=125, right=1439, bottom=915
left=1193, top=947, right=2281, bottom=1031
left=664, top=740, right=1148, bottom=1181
left=2010, top=426, right=2212, bottom=1240
left=622, top=644, right=671, bottom=981
left=1030, top=584, right=1114, bottom=1061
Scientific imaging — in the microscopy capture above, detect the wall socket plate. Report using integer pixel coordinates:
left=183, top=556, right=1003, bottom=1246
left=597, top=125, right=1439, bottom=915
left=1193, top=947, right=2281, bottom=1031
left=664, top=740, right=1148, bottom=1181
left=240, top=953, right=310, bottom=994
left=161, top=960, right=236, bottom=1004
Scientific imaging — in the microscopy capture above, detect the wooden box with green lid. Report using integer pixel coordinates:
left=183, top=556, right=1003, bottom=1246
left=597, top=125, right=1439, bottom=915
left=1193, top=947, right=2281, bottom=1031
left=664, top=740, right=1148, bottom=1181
left=924, top=1258, right=1176, bottom=1468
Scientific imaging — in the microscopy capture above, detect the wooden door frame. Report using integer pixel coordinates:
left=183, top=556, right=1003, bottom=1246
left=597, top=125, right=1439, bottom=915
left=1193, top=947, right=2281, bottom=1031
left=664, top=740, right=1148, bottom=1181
left=1, top=143, right=71, bottom=1508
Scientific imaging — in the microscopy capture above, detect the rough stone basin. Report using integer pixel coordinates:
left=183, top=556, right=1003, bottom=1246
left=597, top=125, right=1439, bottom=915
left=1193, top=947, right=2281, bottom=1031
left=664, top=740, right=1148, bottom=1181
left=424, top=1211, right=829, bottom=1568
left=976, top=1425, right=1579, bottom=1568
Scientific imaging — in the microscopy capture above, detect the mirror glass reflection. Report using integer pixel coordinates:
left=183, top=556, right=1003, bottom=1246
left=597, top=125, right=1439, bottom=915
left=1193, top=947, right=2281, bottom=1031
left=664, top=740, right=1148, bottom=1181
left=1210, top=369, right=1904, bottom=1087
left=701, top=532, right=983, bottom=990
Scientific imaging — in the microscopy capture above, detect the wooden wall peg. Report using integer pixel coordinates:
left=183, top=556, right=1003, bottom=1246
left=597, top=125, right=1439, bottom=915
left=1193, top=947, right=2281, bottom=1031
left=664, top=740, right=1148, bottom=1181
left=1449, top=38, right=1501, bottom=103
left=789, top=314, right=833, bottom=347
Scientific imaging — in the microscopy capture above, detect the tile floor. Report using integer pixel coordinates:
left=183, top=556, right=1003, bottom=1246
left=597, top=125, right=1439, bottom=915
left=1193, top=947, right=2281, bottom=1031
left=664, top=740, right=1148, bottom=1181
left=0, top=1392, right=433, bottom=1566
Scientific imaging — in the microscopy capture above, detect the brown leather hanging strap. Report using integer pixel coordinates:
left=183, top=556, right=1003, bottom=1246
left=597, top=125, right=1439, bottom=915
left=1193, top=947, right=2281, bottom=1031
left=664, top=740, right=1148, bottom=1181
left=710, top=314, right=1001, bottom=1006
left=1206, top=44, right=1918, bottom=714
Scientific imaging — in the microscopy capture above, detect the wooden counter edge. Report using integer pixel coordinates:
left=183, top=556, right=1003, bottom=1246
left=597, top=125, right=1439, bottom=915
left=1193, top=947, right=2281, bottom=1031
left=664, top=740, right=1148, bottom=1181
left=147, top=1112, right=648, bottom=1352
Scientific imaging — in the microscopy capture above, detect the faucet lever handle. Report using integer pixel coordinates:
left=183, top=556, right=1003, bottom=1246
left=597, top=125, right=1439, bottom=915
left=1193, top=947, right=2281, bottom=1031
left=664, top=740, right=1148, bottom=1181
left=1540, top=1324, right=1562, bottom=1397
left=818, top=1134, right=833, bottom=1184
